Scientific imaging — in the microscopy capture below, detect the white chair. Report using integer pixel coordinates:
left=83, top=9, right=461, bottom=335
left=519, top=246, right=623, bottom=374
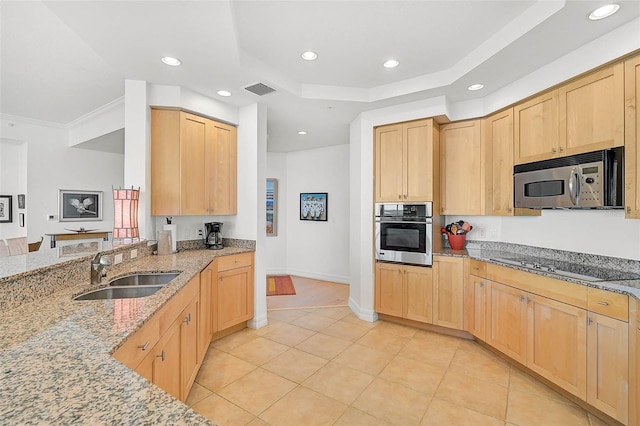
left=0, top=240, right=9, bottom=258
left=6, top=237, right=28, bottom=255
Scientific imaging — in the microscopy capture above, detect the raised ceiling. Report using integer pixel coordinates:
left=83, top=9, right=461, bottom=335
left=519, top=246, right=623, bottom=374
left=1, top=1, right=639, bottom=152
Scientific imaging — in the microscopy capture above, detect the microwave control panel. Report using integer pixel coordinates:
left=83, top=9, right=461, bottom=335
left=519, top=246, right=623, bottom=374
left=579, top=164, right=602, bottom=205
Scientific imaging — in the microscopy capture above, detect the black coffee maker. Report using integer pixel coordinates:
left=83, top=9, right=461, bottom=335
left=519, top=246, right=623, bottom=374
left=204, top=222, right=224, bottom=250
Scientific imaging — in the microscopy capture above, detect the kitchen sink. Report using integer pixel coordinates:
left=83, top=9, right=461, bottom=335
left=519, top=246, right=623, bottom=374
left=108, top=272, right=180, bottom=287
left=74, top=285, right=165, bottom=300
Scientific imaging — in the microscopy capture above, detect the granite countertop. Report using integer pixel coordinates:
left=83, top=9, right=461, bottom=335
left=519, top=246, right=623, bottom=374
left=435, top=247, right=640, bottom=299
left=0, top=247, right=252, bottom=424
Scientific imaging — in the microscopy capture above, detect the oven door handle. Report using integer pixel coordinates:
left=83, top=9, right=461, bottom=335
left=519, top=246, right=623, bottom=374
left=376, top=219, right=432, bottom=224
left=568, top=167, right=580, bottom=206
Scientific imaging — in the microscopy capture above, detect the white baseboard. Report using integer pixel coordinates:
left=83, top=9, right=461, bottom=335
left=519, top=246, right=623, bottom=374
left=247, top=313, right=268, bottom=329
left=284, top=267, right=350, bottom=284
left=266, top=268, right=288, bottom=276
left=348, top=296, right=378, bottom=323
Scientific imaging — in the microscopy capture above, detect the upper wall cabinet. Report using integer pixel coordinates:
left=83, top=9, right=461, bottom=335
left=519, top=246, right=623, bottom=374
left=515, top=63, right=624, bottom=165
left=626, top=54, right=640, bottom=219
left=151, top=109, right=237, bottom=216
left=440, top=120, right=484, bottom=215
left=374, top=119, right=437, bottom=203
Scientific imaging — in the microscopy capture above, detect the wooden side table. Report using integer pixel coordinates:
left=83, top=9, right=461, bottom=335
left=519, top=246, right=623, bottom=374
left=45, top=231, right=110, bottom=248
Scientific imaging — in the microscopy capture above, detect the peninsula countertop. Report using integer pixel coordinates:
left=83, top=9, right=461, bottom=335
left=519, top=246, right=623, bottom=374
left=0, top=247, right=252, bottom=425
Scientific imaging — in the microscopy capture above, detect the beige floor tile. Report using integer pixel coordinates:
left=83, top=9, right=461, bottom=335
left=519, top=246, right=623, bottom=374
left=191, top=394, right=255, bottom=426
left=262, top=348, right=327, bottom=383
left=340, top=312, right=379, bottom=328
left=303, top=361, right=375, bottom=405
left=185, top=382, right=212, bottom=406
left=509, top=367, right=576, bottom=405
left=291, top=312, right=337, bottom=331
left=246, top=417, right=269, bottom=426
left=457, top=337, right=493, bottom=355
left=421, top=398, right=504, bottom=426
left=229, top=336, right=290, bottom=366
left=413, top=329, right=463, bottom=348
left=332, top=343, right=395, bottom=376
left=357, top=328, right=411, bottom=355
left=245, top=319, right=285, bottom=337
left=449, top=347, right=511, bottom=387
left=267, top=309, right=309, bottom=323
left=295, top=332, right=351, bottom=360
left=195, top=351, right=256, bottom=392
left=435, top=371, right=508, bottom=420
left=334, top=407, right=391, bottom=425
left=217, top=368, right=297, bottom=415
left=321, top=320, right=371, bottom=341
left=507, top=389, right=590, bottom=426
left=210, top=329, right=258, bottom=352
left=379, top=355, right=446, bottom=396
left=259, top=386, right=347, bottom=425
left=353, top=378, right=431, bottom=425
left=398, top=336, right=458, bottom=369
left=310, top=306, right=353, bottom=320
left=373, top=320, right=418, bottom=338
left=262, top=322, right=316, bottom=347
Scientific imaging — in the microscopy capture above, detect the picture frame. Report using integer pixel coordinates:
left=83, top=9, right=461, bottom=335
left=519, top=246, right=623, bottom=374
left=0, top=195, right=12, bottom=223
left=266, top=178, right=278, bottom=236
left=300, top=192, right=328, bottom=221
left=17, top=194, right=25, bottom=209
left=59, top=190, right=103, bottom=222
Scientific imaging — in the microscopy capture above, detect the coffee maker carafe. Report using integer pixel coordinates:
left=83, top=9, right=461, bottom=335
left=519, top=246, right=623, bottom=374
left=204, top=222, right=223, bottom=249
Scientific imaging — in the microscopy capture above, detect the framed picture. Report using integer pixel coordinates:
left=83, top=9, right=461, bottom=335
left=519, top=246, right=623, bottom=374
left=0, top=195, right=12, bottom=223
left=17, top=194, right=25, bottom=209
left=266, top=178, right=278, bottom=236
left=19, top=213, right=25, bottom=227
left=59, top=190, right=103, bottom=222
left=300, top=192, right=328, bottom=221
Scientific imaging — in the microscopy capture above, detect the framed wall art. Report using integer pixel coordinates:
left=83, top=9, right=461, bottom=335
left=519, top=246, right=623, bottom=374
left=0, top=195, right=12, bottom=223
left=266, top=178, right=277, bottom=236
left=59, top=190, right=103, bottom=222
left=300, top=192, right=327, bottom=221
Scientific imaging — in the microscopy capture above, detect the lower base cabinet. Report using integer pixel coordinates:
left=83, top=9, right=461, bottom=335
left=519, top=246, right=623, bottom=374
left=432, top=256, right=464, bottom=330
left=487, top=280, right=528, bottom=365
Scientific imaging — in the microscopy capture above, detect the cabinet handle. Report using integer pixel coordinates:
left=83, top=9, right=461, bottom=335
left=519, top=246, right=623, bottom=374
left=156, top=350, right=166, bottom=361
left=404, top=194, right=408, bottom=199
left=551, top=148, right=557, bottom=154
left=398, top=195, right=402, bottom=200
left=627, top=206, right=631, bottom=213
left=507, top=208, right=512, bottom=213
left=587, top=317, right=593, bottom=326
left=596, top=301, right=609, bottom=306
left=138, top=341, right=150, bottom=351
left=183, top=313, right=192, bottom=325
left=559, top=147, right=564, bottom=153
left=479, top=283, right=484, bottom=288
left=519, top=295, right=525, bottom=302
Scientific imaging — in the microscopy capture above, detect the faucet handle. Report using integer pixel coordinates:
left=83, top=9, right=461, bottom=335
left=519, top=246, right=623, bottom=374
left=100, top=256, right=112, bottom=266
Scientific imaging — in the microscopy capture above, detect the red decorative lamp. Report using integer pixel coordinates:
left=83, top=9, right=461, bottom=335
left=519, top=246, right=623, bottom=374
left=113, top=187, right=140, bottom=243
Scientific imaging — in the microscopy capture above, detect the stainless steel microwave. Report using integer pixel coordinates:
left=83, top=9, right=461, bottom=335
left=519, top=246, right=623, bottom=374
left=514, top=147, right=623, bottom=209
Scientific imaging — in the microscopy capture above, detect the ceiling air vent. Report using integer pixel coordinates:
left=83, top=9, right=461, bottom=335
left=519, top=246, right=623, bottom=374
left=244, top=83, right=276, bottom=96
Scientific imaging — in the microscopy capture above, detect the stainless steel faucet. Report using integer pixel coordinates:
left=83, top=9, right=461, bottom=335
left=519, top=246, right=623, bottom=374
left=91, top=252, right=111, bottom=284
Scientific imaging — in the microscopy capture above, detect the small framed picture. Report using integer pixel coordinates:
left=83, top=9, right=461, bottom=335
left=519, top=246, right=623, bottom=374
left=300, top=193, right=328, bottom=221
left=59, top=190, right=103, bottom=222
left=0, top=195, right=12, bottom=223
left=266, top=179, right=278, bottom=236
left=19, top=213, right=25, bottom=227
left=17, top=194, right=25, bottom=209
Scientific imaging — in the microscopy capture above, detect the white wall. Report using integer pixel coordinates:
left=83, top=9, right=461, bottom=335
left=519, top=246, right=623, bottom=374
left=266, top=152, right=287, bottom=273
left=285, top=144, right=350, bottom=283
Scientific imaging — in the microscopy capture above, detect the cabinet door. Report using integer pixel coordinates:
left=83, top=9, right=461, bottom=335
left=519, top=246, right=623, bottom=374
left=404, top=119, right=433, bottom=202
left=625, top=54, right=640, bottom=219
left=440, top=120, right=484, bottom=215
left=181, top=296, right=199, bottom=400
left=487, top=281, right=528, bottom=365
left=207, top=121, right=237, bottom=215
left=150, top=109, right=181, bottom=215
left=375, top=262, right=403, bottom=317
left=217, top=265, right=253, bottom=330
left=198, top=266, right=213, bottom=363
left=432, top=257, right=464, bottom=330
left=152, top=319, right=182, bottom=400
left=375, top=124, right=404, bottom=202
left=559, top=63, right=624, bottom=156
left=464, top=276, right=487, bottom=340
left=180, top=112, right=208, bottom=215
left=403, top=264, right=433, bottom=323
left=527, top=294, right=587, bottom=399
left=514, top=90, right=559, bottom=164
left=587, top=313, right=629, bottom=424
left=486, top=109, right=514, bottom=216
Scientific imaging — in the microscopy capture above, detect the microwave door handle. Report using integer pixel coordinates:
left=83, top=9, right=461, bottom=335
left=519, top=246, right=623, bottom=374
left=568, top=167, right=580, bottom=206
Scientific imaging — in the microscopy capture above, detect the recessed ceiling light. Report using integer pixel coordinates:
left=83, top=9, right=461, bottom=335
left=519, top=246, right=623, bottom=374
left=589, top=4, right=620, bottom=20
left=298, top=131, right=307, bottom=135
left=383, top=59, right=399, bottom=68
left=161, top=56, right=181, bottom=66
left=301, top=51, right=318, bottom=61
left=467, top=83, right=484, bottom=91
left=217, top=90, right=231, bottom=97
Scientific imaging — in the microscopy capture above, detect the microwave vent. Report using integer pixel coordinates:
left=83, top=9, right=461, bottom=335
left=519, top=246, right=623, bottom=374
left=244, top=83, right=276, bottom=96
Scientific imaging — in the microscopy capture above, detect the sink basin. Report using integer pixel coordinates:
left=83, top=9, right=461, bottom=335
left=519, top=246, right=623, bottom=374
left=108, top=272, right=180, bottom=287
left=74, top=285, right=165, bottom=301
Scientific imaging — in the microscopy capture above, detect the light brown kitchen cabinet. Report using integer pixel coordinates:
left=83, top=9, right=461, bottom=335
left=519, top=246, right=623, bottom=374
left=180, top=295, right=199, bottom=400
left=464, top=260, right=487, bottom=340
left=139, top=316, right=182, bottom=400
left=514, top=90, right=559, bottom=164
left=150, top=109, right=237, bottom=216
left=374, top=119, right=437, bottom=203
left=440, top=120, right=484, bottom=215
left=375, top=262, right=433, bottom=323
left=432, top=256, right=464, bottom=330
left=375, top=262, right=404, bottom=317
left=215, top=252, right=255, bottom=331
left=632, top=299, right=640, bottom=426
left=198, top=263, right=214, bottom=363
left=625, top=54, right=640, bottom=219
left=487, top=280, right=528, bottom=365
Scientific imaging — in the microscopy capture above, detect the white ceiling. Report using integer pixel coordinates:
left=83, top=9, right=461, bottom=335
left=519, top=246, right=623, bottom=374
left=1, top=0, right=639, bottom=152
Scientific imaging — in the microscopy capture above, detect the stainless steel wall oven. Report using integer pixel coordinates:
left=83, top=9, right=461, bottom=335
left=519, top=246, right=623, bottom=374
left=375, top=202, right=433, bottom=266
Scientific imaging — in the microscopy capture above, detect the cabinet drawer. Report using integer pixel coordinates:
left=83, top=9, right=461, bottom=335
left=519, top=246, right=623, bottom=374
left=113, top=314, right=160, bottom=370
left=218, top=252, right=253, bottom=272
left=587, top=288, right=628, bottom=322
left=469, top=259, right=486, bottom=277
